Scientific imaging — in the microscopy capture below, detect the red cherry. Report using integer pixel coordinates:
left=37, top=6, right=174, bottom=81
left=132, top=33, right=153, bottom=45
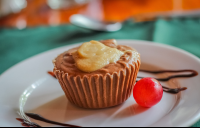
left=133, top=77, right=163, bottom=107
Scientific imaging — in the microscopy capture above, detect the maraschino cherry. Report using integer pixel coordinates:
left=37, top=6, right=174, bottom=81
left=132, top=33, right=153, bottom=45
left=133, top=77, right=163, bottom=107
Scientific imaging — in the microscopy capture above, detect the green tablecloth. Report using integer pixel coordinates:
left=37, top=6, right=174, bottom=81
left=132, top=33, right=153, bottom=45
left=0, top=18, right=200, bottom=126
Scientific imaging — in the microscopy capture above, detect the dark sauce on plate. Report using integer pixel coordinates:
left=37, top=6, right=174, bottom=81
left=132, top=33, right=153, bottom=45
left=16, top=118, right=41, bottom=127
left=138, top=69, right=198, bottom=94
left=47, top=71, right=56, bottom=78
left=138, top=69, right=198, bottom=81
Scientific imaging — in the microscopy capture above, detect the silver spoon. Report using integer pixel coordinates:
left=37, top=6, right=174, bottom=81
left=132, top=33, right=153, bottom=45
left=69, top=14, right=122, bottom=32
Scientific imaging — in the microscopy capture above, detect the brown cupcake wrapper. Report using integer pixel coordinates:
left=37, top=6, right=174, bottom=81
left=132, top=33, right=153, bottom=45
left=54, top=60, right=140, bottom=109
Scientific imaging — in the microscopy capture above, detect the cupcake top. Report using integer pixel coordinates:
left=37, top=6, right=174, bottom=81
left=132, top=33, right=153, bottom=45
left=53, top=39, right=140, bottom=77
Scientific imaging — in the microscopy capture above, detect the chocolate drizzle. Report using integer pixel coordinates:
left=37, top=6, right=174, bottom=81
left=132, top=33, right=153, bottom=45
left=137, top=69, right=198, bottom=94
left=25, top=113, right=80, bottom=127
left=16, top=113, right=80, bottom=127
left=16, top=118, right=41, bottom=127
left=162, top=86, right=188, bottom=94
left=138, top=69, right=198, bottom=81
left=47, top=71, right=56, bottom=78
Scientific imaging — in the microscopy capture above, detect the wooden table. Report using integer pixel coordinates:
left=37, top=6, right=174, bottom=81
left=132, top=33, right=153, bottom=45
left=0, top=0, right=200, bottom=28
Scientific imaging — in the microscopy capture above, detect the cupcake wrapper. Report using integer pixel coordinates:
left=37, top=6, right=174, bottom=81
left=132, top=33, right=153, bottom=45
left=54, top=60, right=140, bottom=109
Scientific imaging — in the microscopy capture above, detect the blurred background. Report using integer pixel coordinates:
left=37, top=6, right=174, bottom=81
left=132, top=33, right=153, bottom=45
left=0, top=0, right=200, bottom=29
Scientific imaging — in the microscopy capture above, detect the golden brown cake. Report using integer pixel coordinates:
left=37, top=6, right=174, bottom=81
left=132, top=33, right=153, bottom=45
left=53, top=39, right=141, bottom=109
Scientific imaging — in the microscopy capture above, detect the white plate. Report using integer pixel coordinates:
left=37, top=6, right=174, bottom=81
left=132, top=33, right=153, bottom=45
left=0, top=40, right=200, bottom=127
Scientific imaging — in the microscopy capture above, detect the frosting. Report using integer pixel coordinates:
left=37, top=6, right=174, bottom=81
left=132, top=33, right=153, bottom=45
left=73, top=40, right=124, bottom=72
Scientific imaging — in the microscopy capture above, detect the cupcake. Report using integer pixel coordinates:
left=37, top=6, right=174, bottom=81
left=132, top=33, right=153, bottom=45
left=53, top=39, right=141, bottom=109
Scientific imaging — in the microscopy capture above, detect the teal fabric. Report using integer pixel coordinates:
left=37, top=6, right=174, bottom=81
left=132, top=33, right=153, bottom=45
left=0, top=18, right=200, bottom=126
